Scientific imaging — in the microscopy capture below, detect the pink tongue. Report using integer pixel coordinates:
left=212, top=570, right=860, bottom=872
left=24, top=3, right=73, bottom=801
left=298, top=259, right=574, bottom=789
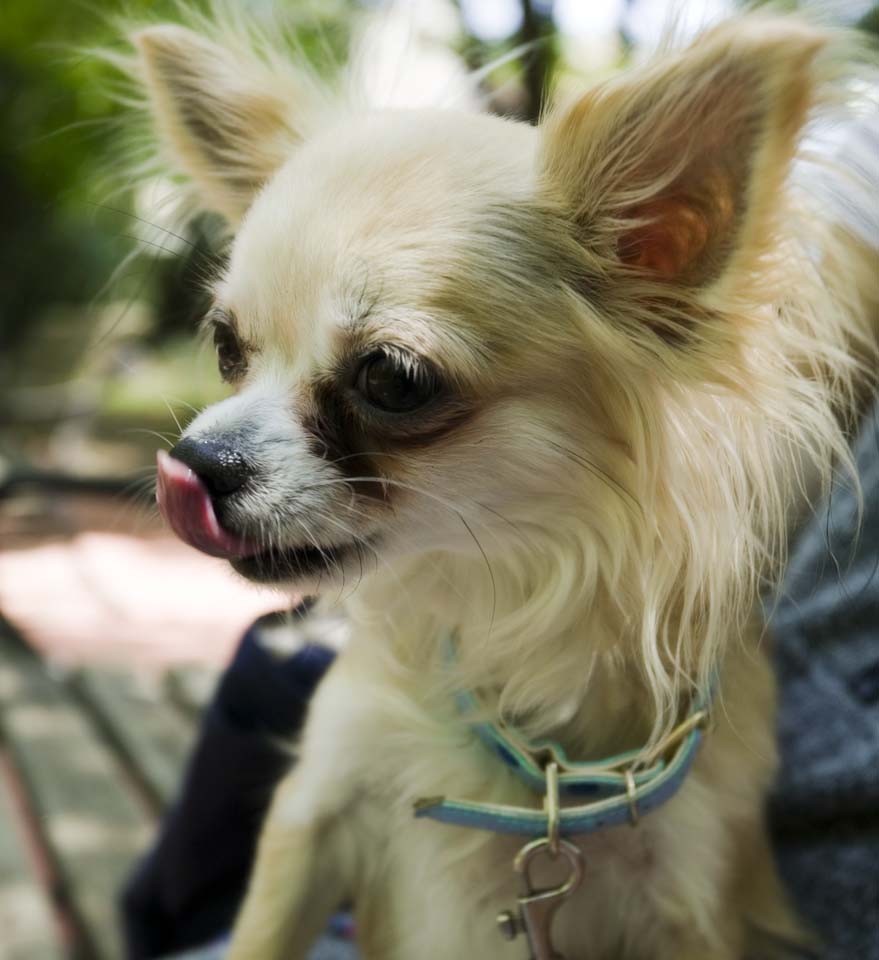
left=155, top=449, right=261, bottom=559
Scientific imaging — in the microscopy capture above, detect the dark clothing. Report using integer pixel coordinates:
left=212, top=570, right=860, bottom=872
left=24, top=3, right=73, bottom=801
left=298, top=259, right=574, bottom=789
left=770, top=399, right=879, bottom=960
left=121, top=606, right=341, bottom=960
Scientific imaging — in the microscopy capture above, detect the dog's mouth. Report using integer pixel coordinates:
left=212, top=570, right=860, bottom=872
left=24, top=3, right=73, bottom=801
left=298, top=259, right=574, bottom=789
left=230, top=542, right=349, bottom=583
left=156, top=450, right=259, bottom=559
left=155, top=450, right=358, bottom=582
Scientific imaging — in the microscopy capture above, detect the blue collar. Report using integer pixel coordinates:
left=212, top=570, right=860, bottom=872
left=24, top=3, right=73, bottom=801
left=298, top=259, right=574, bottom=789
left=414, top=635, right=712, bottom=837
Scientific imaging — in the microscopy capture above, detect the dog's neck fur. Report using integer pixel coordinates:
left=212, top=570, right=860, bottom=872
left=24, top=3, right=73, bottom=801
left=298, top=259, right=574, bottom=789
left=347, top=546, right=674, bottom=762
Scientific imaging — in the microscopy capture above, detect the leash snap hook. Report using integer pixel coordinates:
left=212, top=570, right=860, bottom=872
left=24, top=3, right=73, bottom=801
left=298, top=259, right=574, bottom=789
left=496, top=835, right=584, bottom=959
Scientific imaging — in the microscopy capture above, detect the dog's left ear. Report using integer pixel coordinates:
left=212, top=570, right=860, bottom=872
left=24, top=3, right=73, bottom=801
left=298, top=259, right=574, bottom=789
left=541, top=18, right=827, bottom=305
left=133, top=24, right=322, bottom=222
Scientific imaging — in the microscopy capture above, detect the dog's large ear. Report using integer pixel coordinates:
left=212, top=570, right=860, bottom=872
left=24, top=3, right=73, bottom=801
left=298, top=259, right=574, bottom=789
left=133, top=24, right=320, bottom=222
left=541, top=18, right=827, bottom=322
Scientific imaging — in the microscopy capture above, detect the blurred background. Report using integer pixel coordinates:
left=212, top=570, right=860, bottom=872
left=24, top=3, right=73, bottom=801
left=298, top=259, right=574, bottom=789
left=0, top=2, right=876, bottom=958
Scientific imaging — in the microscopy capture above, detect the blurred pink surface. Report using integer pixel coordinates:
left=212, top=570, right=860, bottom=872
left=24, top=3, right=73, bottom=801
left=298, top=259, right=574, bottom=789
left=0, top=496, right=285, bottom=667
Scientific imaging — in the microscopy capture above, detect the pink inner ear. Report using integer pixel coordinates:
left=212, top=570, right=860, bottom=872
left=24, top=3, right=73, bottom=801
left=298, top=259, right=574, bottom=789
left=618, top=164, right=740, bottom=286
left=620, top=197, right=712, bottom=282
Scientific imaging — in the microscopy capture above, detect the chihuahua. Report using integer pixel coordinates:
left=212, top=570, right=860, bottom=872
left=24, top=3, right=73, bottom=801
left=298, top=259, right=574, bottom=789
left=134, top=8, right=877, bottom=958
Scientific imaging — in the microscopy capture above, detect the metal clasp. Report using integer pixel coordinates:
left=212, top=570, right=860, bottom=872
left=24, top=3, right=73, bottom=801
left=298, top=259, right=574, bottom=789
left=497, top=764, right=584, bottom=959
left=496, top=837, right=585, bottom=959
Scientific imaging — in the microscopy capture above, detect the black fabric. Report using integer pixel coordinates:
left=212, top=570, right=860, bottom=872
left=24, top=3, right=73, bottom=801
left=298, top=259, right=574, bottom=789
left=120, top=604, right=336, bottom=960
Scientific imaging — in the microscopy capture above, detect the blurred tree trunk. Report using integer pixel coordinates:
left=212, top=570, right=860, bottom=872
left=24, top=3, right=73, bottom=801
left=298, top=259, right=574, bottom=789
left=518, top=0, right=556, bottom=123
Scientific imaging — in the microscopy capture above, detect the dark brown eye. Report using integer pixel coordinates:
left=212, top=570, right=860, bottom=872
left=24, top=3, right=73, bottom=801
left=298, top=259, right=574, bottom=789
left=355, top=351, right=439, bottom=413
left=213, top=322, right=247, bottom=383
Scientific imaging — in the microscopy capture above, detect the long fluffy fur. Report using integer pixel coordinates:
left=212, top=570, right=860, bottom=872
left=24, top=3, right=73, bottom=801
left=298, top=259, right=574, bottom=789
left=122, top=5, right=878, bottom=957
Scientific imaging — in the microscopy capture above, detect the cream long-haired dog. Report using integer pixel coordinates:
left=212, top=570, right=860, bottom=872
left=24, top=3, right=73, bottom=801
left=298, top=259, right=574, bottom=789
left=128, top=6, right=878, bottom=958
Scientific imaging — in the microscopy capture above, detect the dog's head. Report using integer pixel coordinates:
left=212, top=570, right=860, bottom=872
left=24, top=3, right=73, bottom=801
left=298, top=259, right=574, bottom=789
left=140, top=16, right=828, bottom=616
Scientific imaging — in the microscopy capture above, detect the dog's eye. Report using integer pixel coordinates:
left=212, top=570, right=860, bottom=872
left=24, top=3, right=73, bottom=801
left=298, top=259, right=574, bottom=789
left=355, top=352, right=439, bottom=413
left=213, top=322, right=247, bottom=383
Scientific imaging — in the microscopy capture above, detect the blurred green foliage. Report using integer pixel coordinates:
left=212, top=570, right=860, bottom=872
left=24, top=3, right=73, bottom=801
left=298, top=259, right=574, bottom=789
left=0, top=1, right=356, bottom=384
left=0, top=1, right=166, bottom=368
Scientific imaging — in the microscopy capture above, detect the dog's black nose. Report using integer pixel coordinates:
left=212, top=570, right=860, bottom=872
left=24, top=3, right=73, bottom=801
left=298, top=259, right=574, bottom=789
left=169, top=436, right=252, bottom=497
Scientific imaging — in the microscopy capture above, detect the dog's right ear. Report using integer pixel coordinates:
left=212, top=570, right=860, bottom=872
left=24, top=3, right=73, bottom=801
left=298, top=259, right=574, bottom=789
left=133, top=24, right=320, bottom=222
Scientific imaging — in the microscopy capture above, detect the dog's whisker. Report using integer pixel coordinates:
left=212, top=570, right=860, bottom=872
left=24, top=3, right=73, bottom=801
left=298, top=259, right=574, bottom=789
left=545, top=439, right=642, bottom=516
left=159, top=395, right=202, bottom=418
left=457, top=513, right=497, bottom=639
left=298, top=476, right=517, bottom=550
left=124, top=427, right=176, bottom=448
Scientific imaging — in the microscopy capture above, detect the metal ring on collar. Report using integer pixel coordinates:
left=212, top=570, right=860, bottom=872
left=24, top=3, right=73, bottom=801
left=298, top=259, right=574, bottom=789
left=544, top=761, right=560, bottom=854
left=624, top=768, right=639, bottom=826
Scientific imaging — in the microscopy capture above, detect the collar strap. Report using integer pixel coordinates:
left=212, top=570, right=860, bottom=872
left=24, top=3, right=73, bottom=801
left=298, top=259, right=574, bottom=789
left=414, top=634, right=712, bottom=837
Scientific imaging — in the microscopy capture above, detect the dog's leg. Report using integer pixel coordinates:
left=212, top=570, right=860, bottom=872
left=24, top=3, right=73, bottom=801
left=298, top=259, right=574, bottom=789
left=226, top=653, right=370, bottom=960
left=226, top=767, right=354, bottom=960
